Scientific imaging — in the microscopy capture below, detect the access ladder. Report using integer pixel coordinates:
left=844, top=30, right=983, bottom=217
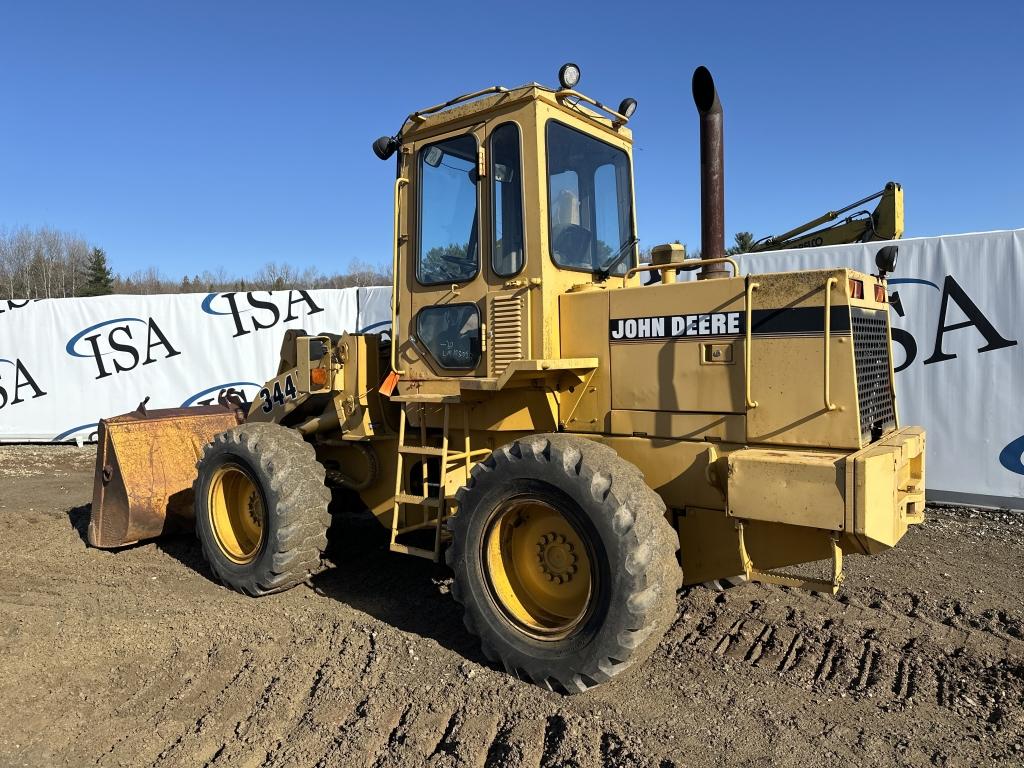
left=389, top=398, right=490, bottom=562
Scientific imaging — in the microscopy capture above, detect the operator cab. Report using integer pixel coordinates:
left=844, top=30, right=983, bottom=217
left=372, top=65, right=640, bottom=384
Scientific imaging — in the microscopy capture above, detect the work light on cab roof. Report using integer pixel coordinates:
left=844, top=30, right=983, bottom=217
left=557, top=62, right=581, bottom=89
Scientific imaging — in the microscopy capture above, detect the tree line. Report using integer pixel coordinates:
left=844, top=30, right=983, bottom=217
left=1, top=225, right=753, bottom=300
left=0, top=226, right=392, bottom=300
left=0, top=226, right=94, bottom=299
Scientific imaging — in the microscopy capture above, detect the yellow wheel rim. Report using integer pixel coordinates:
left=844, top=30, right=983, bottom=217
left=208, top=464, right=265, bottom=564
left=483, top=498, right=594, bottom=639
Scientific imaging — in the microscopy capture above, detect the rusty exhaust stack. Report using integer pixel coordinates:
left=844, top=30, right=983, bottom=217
left=692, top=66, right=727, bottom=279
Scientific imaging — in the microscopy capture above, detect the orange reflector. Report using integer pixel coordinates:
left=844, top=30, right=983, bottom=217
left=848, top=278, right=864, bottom=299
left=380, top=370, right=400, bottom=397
left=874, top=284, right=887, bottom=302
left=310, top=367, right=329, bottom=389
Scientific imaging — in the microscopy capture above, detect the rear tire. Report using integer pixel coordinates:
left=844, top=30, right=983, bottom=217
left=446, top=434, right=681, bottom=693
left=194, top=423, right=331, bottom=596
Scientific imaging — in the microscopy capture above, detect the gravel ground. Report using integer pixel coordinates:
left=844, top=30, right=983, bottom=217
left=0, top=444, right=1021, bottom=767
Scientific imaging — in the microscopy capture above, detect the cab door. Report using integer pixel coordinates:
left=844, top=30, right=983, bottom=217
left=483, top=120, right=531, bottom=378
left=396, top=126, right=488, bottom=380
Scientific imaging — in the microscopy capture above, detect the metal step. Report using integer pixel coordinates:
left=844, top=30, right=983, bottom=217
left=388, top=542, right=439, bottom=560
left=398, top=445, right=446, bottom=457
left=395, top=493, right=440, bottom=508
left=389, top=393, right=461, bottom=404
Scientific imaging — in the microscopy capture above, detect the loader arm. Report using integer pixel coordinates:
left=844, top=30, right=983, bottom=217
left=750, top=182, right=903, bottom=252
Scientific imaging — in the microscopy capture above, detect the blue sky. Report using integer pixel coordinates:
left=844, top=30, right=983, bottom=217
left=1, top=1, right=1021, bottom=278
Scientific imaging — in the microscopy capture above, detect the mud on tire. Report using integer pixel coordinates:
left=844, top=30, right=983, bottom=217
left=446, top=434, right=681, bottom=694
left=194, top=423, right=331, bottom=596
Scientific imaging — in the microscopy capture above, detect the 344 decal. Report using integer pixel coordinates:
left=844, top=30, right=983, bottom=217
left=258, top=374, right=297, bottom=413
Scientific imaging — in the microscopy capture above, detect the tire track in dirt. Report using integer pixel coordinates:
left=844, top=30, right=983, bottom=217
left=430, top=709, right=503, bottom=768
left=171, top=625, right=377, bottom=768
left=668, top=587, right=1024, bottom=728
left=55, top=584, right=1023, bottom=768
left=93, top=641, right=252, bottom=766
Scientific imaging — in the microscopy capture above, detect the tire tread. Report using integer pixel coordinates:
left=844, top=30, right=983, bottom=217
left=448, top=433, right=681, bottom=694
left=194, top=423, right=330, bottom=596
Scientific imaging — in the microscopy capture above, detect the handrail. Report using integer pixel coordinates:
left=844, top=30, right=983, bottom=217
left=406, top=86, right=510, bottom=126
left=624, top=256, right=740, bottom=281
left=390, top=178, right=409, bottom=375
left=555, top=89, right=632, bottom=125
left=745, top=278, right=760, bottom=409
left=823, top=277, right=838, bottom=411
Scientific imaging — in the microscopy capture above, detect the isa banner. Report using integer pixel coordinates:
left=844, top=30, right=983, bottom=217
left=0, top=286, right=390, bottom=444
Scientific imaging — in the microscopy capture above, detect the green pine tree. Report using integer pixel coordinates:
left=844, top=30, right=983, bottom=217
left=81, top=248, right=115, bottom=296
left=727, top=231, right=755, bottom=255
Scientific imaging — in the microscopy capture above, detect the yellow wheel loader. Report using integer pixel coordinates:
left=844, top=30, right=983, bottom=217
left=88, top=64, right=925, bottom=694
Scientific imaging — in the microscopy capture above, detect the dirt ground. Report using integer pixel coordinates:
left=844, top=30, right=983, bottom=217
left=0, top=445, right=1021, bottom=768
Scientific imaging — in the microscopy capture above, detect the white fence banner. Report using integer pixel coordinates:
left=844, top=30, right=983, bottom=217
left=731, top=229, right=1023, bottom=509
left=0, top=286, right=391, bottom=444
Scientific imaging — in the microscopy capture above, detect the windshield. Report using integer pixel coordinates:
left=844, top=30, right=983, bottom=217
left=546, top=120, right=635, bottom=275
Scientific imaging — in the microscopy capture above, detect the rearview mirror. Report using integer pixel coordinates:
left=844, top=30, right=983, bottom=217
left=493, top=163, right=514, bottom=183
left=424, top=146, right=444, bottom=167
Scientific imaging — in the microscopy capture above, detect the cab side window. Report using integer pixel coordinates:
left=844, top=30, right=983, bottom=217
left=416, top=304, right=480, bottom=371
left=417, top=134, right=480, bottom=285
left=490, top=123, right=525, bottom=276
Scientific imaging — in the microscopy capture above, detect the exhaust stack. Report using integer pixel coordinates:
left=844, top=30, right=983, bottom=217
left=692, top=66, right=728, bottom=279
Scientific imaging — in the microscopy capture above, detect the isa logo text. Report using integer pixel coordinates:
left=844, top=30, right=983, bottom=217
left=66, top=317, right=181, bottom=380
left=201, top=291, right=324, bottom=338
left=0, top=357, right=47, bottom=410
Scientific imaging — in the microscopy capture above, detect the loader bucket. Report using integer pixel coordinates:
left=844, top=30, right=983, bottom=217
left=88, top=403, right=243, bottom=548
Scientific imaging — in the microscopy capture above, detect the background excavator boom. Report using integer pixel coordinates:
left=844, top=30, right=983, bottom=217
left=750, top=181, right=903, bottom=252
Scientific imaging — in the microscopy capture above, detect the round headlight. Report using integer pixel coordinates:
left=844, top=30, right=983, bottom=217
left=558, top=62, right=581, bottom=90
left=618, top=97, right=638, bottom=119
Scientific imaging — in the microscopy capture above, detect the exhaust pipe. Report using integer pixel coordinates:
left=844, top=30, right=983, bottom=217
left=692, top=66, right=727, bottom=279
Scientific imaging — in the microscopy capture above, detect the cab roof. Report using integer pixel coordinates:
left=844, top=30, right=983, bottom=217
left=397, top=83, right=634, bottom=144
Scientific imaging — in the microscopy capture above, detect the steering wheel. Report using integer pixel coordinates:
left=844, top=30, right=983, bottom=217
left=553, top=224, right=593, bottom=267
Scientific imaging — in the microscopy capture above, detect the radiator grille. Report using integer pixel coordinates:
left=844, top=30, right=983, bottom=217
left=489, top=293, right=525, bottom=375
left=852, top=307, right=896, bottom=442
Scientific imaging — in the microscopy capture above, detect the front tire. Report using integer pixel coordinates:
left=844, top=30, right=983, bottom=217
left=194, top=423, right=331, bottom=596
left=447, top=434, right=681, bottom=693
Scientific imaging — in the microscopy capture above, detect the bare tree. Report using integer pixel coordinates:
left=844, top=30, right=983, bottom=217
left=0, top=225, right=392, bottom=299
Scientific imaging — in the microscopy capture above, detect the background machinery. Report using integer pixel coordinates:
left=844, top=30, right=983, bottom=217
left=749, top=182, right=904, bottom=252
left=88, top=64, right=925, bottom=694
